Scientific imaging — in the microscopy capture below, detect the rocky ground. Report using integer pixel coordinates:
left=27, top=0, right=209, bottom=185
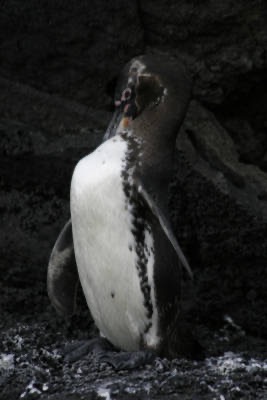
left=1, top=1, right=267, bottom=399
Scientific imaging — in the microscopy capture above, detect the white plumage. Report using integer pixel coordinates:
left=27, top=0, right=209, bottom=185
left=70, top=135, right=160, bottom=351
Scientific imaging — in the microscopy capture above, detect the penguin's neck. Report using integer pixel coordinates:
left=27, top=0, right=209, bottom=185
left=119, top=99, right=179, bottom=200
left=133, top=98, right=180, bottom=154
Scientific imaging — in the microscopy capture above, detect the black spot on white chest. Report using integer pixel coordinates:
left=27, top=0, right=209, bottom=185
left=120, top=134, right=155, bottom=326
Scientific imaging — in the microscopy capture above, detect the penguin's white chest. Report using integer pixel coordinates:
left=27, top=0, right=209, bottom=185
left=70, top=136, right=159, bottom=351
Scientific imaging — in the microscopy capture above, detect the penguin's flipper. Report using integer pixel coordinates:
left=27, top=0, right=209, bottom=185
left=137, top=182, right=193, bottom=279
left=47, top=219, right=79, bottom=317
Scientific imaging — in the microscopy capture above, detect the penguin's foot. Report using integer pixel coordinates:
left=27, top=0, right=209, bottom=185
left=63, top=338, right=155, bottom=370
left=99, top=350, right=156, bottom=370
left=63, top=337, right=113, bottom=362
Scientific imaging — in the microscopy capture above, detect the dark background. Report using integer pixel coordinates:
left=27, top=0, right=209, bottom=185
left=0, top=1, right=267, bottom=399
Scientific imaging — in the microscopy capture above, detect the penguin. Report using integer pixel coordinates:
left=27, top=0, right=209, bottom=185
left=48, top=55, right=199, bottom=366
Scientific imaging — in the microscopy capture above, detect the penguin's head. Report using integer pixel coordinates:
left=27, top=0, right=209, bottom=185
left=104, top=54, right=192, bottom=142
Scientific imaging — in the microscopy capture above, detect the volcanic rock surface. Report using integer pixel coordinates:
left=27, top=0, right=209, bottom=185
left=0, top=1, right=267, bottom=399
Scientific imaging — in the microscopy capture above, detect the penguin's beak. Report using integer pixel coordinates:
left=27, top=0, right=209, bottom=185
left=103, top=107, right=123, bottom=141
left=103, top=96, right=138, bottom=141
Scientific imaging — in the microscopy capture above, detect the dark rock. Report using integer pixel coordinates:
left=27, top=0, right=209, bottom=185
left=0, top=1, right=267, bottom=399
left=0, top=1, right=144, bottom=109
left=173, top=100, right=267, bottom=337
left=140, top=0, right=267, bottom=104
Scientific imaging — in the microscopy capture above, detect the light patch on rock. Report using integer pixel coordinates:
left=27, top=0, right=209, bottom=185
left=97, top=387, right=111, bottom=400
left=0, top=353, right=14, bottom=370
left=20, top=380, right=42, bottom=398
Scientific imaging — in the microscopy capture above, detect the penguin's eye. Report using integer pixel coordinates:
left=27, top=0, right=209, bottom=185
left=121, top=88, right=132, bottom=101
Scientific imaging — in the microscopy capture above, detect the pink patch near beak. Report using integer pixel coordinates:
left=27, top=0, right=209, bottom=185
left=123, top=103, right=130, bottom=113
